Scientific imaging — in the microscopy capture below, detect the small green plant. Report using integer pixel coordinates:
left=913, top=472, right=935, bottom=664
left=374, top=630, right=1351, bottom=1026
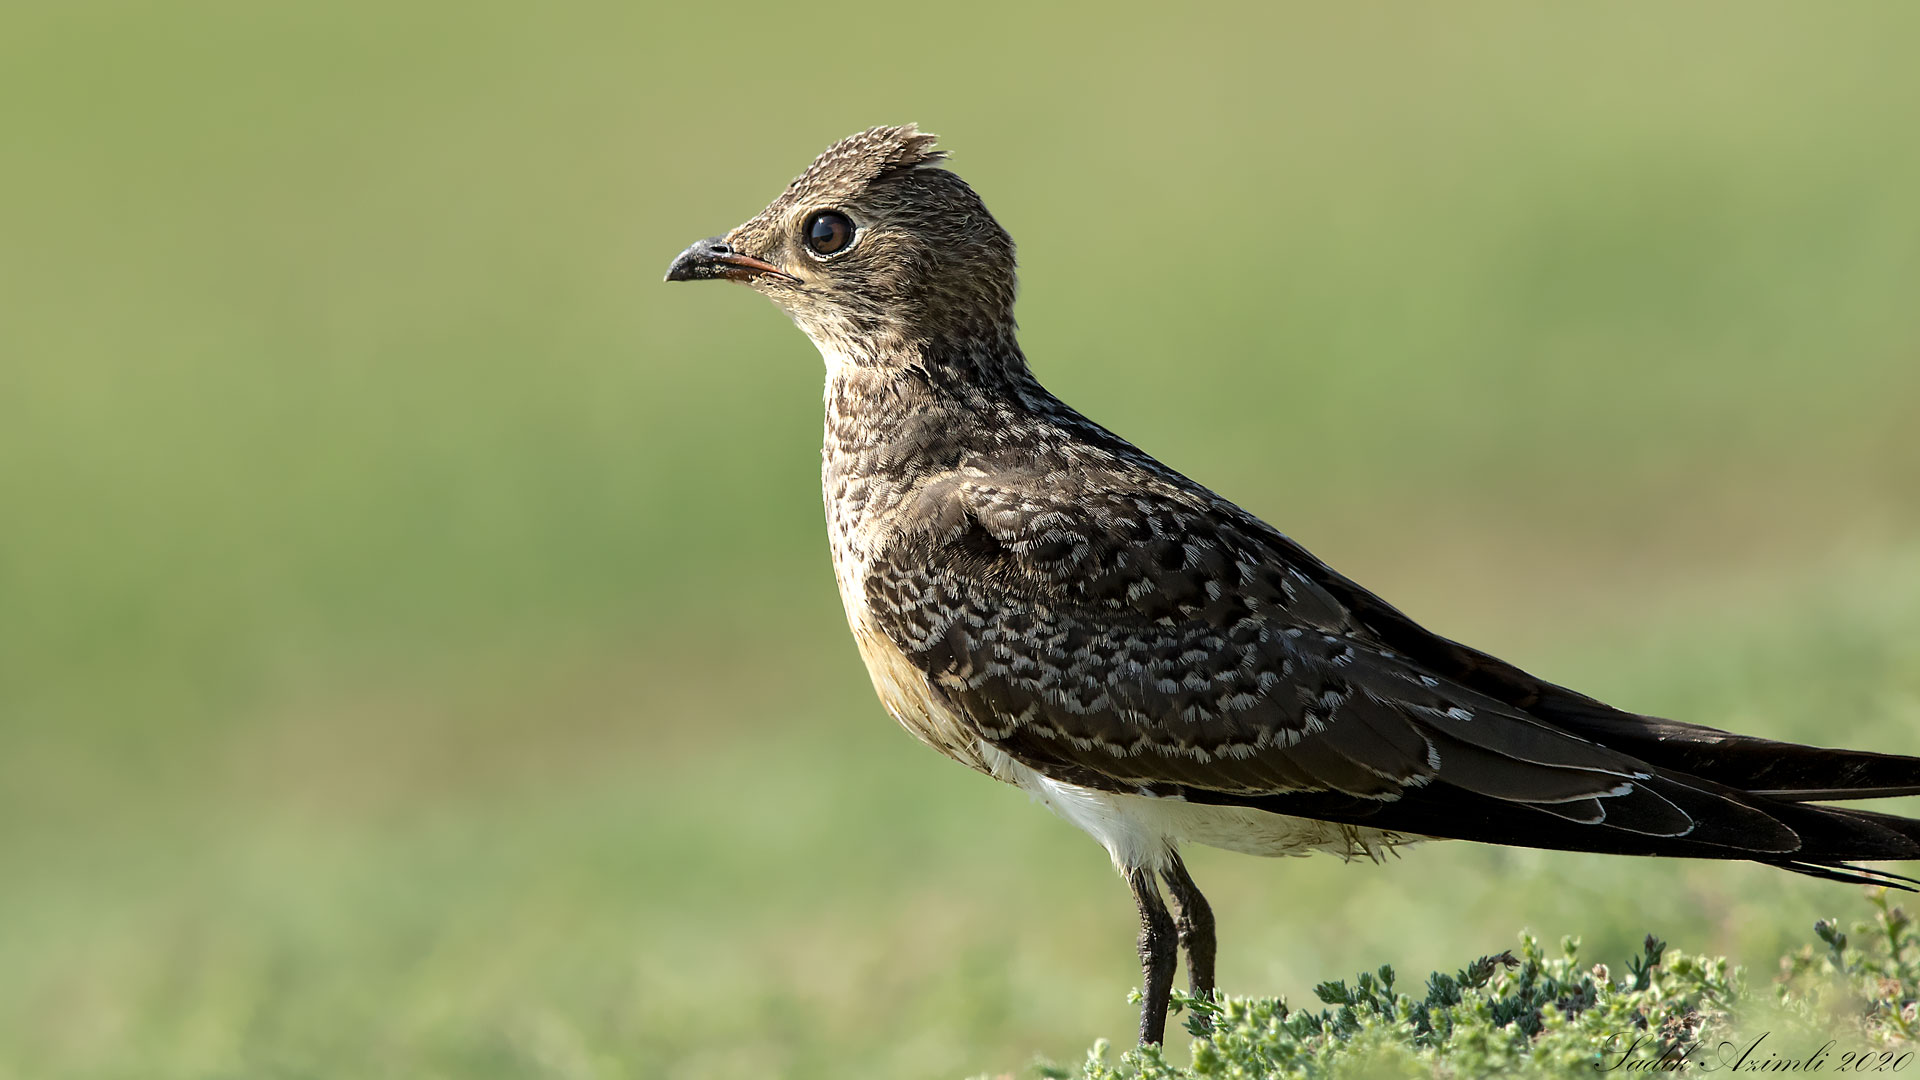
left=1062, top=890, right=1918, bottom=1079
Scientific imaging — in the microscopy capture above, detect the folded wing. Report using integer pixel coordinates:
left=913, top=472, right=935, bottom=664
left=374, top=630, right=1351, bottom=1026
left=863, top=472, right=1920, bottom=883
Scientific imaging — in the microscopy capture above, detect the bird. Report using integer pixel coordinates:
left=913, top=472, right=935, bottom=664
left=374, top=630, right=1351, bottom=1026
left=664, top=124, right=1920, bottom=1046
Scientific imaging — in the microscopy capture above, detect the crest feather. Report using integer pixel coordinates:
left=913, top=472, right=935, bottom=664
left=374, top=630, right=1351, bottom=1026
left=791, top=124, right=947, bottom=194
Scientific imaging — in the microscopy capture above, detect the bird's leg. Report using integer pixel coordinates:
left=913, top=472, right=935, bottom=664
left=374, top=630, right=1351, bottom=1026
left=1126, top=865, right=1177, bottom=1045
left=1160, top=853, right=1217, bottom=1034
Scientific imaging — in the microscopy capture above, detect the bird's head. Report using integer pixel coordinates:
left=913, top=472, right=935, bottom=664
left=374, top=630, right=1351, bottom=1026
left=665, top=125, right=1017, bottom=367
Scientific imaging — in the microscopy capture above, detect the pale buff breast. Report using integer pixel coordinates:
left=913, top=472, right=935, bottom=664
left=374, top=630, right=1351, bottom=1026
left=850, top=624, right=994, bottom=775
left=825, top=461, right=994, bottom=776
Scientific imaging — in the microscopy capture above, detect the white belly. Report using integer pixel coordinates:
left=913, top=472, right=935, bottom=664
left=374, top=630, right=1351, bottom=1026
left=979, top=744, right=1416, bottom=873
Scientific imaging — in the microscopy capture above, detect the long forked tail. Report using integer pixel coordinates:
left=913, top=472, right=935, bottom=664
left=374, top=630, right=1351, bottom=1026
left=1746, top=803, right=1920, bottom=888
left=1278, top=544, right=1920, bottom=883
left=1552, top=711, right=1920, bottom=886
left=1199, top=718, right=1920, bottom=889
left=1544, top=704, right=1920, bottom=802
left=1539, top=722, right=1920, bottom=889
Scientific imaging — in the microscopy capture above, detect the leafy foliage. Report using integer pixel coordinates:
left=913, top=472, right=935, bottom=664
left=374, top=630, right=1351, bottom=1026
left=1064, top=892, right=1917, bottom=1079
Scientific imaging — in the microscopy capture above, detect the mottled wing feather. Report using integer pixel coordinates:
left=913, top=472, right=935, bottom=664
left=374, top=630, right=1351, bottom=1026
left=864, top=475, right=1689, bottom=830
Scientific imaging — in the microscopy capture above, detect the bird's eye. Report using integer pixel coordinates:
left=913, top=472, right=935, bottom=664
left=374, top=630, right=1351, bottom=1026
left=804, top=210, right=855, bottom=257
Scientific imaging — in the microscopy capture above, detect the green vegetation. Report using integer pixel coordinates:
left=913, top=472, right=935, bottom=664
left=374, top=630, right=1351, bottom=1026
left=3, top=3, right=1919, bottom=1077
left=1064, top=892, right=1920, bottom=1078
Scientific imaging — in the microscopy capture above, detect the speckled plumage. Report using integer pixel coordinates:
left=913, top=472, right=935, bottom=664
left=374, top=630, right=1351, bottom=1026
left=666, top=125, right=1920, bottom=1045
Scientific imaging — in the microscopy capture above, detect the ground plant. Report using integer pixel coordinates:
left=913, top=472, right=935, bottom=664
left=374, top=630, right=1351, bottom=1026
left=1058, top=892, right=1918, bottom=1079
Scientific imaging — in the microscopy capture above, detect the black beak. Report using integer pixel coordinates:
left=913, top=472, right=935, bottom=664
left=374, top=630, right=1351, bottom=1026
left=664, top=237, right=797, bottom=284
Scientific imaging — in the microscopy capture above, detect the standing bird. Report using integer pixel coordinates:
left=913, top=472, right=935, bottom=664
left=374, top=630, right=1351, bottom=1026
left=665, top=125, right=1920, bottom=1045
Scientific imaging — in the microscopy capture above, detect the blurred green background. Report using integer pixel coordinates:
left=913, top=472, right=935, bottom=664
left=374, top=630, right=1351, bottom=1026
left=3, top=2, right=1919, bottom=1077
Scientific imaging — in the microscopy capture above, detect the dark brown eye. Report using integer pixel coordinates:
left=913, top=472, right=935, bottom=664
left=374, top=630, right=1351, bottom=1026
left=804, top=210, right=854, bottom=257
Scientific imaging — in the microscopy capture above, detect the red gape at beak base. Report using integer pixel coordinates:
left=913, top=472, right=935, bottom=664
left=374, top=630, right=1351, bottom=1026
left=664, top=237, right=796, bottom=284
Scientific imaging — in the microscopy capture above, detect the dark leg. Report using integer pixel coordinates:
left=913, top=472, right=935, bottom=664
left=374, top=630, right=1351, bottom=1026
left=1161, top=853, right=1217, bottom=1033
left=1127, top=865, right=1177, bottom=1045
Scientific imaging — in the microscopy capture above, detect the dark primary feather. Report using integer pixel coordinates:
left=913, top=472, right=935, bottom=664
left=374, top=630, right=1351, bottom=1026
left=857, top=393, right=1920, bottom=884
